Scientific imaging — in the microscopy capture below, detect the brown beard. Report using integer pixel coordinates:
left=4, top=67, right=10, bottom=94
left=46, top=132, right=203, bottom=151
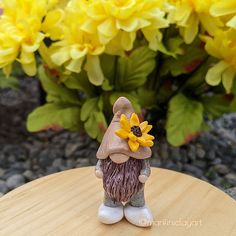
left=102, top=157, right=143, bottom=203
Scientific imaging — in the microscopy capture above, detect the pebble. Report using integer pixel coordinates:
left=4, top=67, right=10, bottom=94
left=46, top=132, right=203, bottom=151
left=206, top=168, right=219, bottom=181
left=225, top=187, right=236, bottom=200
left=52, top=158, right=66, bottom=169
left=46, top=166, right=60, bottom=175
left=225, top=173, right=236, bottom=186
left=38, top=149, right=54, bottom=168
left=23, top=170, right=35, bottom=181
left=150, top=157, right=161, bottom=167
left=211, top=177, right=224, bottom=187
left=66, top=159, right=76, bottom=168
left=170, top=147, right=182, bottom=161
left=188, top=145, right=196, bottom=161
left=0, top=168, right=5, bottom=177
left=0, top=180, right=9, bottom=194
left=65, top=143, right=81, bottom=158
left=6, top=174, right=25, bottom=190
left=196, top=147, right=206, bottom=159
left=207, top=150, right=216, bottom=161
left=210, top=158, right=222, bottom=165
left=183, top=164, right=203, bottom=178
left=76, top=158, right=90, bottom=167
left=214, top=164, right=229, bottom=175
left=193, top=160, right=207, bottom=169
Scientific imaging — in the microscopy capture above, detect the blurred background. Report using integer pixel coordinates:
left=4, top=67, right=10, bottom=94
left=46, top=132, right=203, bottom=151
left=0, top=75, right=236, bottom=198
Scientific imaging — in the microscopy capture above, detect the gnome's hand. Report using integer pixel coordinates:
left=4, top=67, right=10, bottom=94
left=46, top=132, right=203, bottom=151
left=138, top=174, right=149, bottom=183
left=95, top=169, right=103, bottom=179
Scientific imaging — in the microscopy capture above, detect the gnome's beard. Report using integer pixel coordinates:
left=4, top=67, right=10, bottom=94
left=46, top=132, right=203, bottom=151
left=102, top=157, right=143, bottom=203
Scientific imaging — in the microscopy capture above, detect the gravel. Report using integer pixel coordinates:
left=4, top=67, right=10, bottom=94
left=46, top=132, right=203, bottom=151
left=0, top=77, right=235, bottom=198
left=225, top=187, right=236, bottom=200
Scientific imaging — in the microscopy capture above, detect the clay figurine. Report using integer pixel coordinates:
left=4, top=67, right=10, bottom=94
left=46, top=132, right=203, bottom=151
left=95, top=97, right=154, bottom=227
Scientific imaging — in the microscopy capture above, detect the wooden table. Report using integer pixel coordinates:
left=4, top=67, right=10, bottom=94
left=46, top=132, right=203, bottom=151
left=0, top=167, right=235, bottom=236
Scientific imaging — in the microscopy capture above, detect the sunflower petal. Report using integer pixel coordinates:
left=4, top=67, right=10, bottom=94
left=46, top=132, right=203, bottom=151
left=137, top=137, right=147, bottom=146
left=120, top=114, right=130, bottom=132
left=115, top=129, right=129, bottom=139
left=140, top=121, right=148, bottom=132
left=142, top=133, right=155, bottom=140
left=130, top=113, right=140, bottom=127
left=144, top=140, right=154, bottom=147
left=137, top=137, right=154, bottom=147
left=143, top=125, right=152, bottom=134
left=128, top=133, right=137, bottom=142
left=128, top=140, right=139, bottom=152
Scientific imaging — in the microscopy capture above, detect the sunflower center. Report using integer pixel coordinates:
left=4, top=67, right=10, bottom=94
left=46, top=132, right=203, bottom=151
left=131, top=126, right=142, bottom=137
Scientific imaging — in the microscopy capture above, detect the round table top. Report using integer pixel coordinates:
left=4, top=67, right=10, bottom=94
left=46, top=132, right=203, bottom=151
left=0, top=167, right=235, bottom=236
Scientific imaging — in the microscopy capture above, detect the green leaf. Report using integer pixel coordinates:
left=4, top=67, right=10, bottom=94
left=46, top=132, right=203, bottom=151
left=110, top=92, right=141, bottom=113
left=166, top=37, right=184, bottom=55
left=100, top=54, right=116, bottom=82
left=0, top=72, right=19, bottom=89
left=84, top=114, right=98, bottom=139
left=155, top=41, right=176, bottom=57
left=166, top=93, right=204, bottom=146
left=81, top=96, right=107, bottom=142
left=80, top=97, right=99, bottom=122
left=84, top=111, right=107, bottom=141
left=27, top=103, right=81, bottom=132
left=230, top=96, right=236, bottom=112
left=63, top=70, right=96, bottom=97
left=101, top=79, right=114, bottom=91
left=202, top=94, right=233, bottom=119
left=95, top=111, right=107, bottom=142
left=38, top=66, right=80, bottom=105
left=161, top=39, right=207, bottom=77
left=183, top=57, right=216, bottom=90
left=136, top=87, right=157, bottom=109
left=118, top=46, right=156, bottom=90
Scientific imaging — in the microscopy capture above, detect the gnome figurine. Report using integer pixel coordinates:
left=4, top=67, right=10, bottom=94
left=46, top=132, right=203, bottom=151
left=95, top=97, right=154, bottom=227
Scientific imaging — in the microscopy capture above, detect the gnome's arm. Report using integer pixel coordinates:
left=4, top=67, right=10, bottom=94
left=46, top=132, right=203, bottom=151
left=95, top=159, right=103, bottom=179
left=138, top=159, right=151, bottom=183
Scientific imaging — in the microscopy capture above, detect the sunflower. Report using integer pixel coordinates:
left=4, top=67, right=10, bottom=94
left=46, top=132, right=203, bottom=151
left=115, top=113, right=154, bottom=152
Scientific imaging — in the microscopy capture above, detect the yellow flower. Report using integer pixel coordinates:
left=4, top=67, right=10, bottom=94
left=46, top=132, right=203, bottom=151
left=0, top=0, right=64, bottom=76
left=49, top=1, right=106, bottom=85
left=79, top=0, right=169, bottom=52
left=115, top=113, right=154, bottom=152
left=210, top=1, right=236, bottom=30
left=202, top=29, right=236, bottom=93
left=48, top=0, right=69, bottom=9
left=168, top=0, right=222, bottom=44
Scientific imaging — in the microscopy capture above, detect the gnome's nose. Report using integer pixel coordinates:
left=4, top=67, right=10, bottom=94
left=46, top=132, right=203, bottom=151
left=110, top=153, right=130, bottom=164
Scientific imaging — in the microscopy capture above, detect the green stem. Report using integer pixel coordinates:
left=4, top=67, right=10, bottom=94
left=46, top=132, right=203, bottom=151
left=113, top=56, right=119, bottom=90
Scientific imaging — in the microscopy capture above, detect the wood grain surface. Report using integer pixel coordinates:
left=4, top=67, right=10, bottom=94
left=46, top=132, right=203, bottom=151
left=0, top=167, right=235, bottom=236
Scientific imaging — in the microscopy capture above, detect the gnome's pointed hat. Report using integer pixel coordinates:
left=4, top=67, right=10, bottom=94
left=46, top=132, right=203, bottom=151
left=96, top=97, right=152, bottom=160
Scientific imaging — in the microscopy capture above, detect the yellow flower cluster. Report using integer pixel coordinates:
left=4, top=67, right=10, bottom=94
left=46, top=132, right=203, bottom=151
left=1, top=0, right=236, bottom=90
left=49, top=0, right=170, bottom=85
left=167, top=0, right=222, bottom=44
left=167, top=0, right=236, bottom=91
left=0, top=0, right=63, bottom=76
